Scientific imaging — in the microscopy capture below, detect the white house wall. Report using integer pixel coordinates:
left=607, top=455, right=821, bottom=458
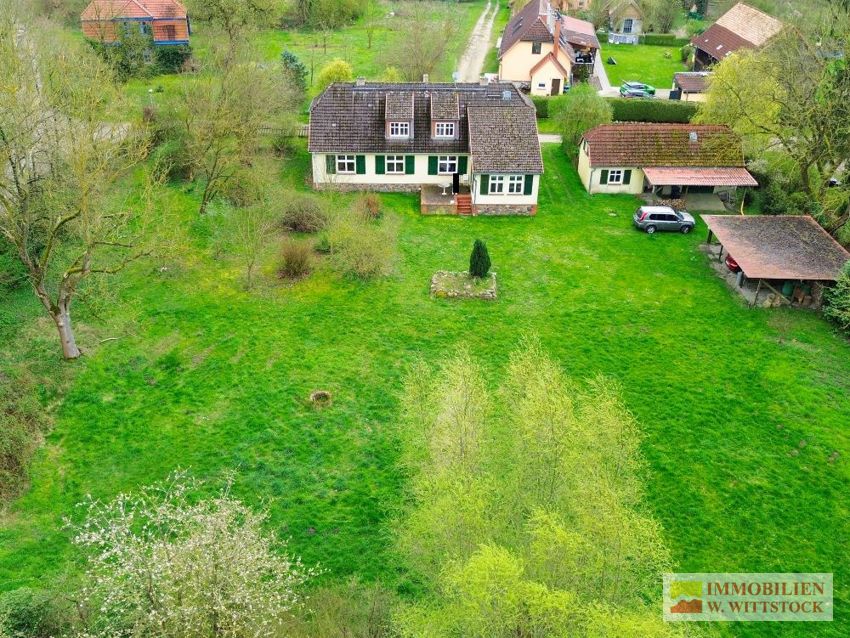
left=471, top=174, right=540, bottom=206
left=311, top=153, right=469, bottom=188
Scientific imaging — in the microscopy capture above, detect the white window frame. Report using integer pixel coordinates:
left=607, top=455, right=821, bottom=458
left=389, top=122, right=410, bottom=138
left=386, top=155, right=405, bottom=174
left=336, top=155, right=356, bottom=174
left=489, top=175, right=505, bottom=194
left=607, top=169, right=624, bottom=185
left=507, top=175, right=524, bottom=194
left=435, top=122, right=455, bottom=138
left=438, top=155, right=458, bottom=174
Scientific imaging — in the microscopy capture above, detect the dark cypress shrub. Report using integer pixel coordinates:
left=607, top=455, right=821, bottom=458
left=469, top=239, right=491, bottom=278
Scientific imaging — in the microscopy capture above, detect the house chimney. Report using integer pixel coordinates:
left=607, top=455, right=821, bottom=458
left=422, top=73, right=429, bottom=83
left=355, top=76, right=366, bottom=86
left=479, top=76, right=488, bottom=86
left=689, top=131, right=699, bottom=143
left=553, top=14, right=562, bottom=63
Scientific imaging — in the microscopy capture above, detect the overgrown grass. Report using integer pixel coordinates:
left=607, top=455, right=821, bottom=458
left=601, top=43, right=688, bottom=88
left=1, top=145, right=849, bottom=637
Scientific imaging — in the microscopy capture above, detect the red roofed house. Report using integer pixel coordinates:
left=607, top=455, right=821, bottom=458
left=81, top=0, right=190, bottom=46
left=577, top=123, right=757, bottom=202
left=498, top=0, right=599, bottom=96
left=691, top=2, right=782, bottom=70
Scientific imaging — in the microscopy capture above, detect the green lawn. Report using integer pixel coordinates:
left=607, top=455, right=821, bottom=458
left=601, top=43, right=688, bottom=89
left=1, top=145, right=849, bottom=636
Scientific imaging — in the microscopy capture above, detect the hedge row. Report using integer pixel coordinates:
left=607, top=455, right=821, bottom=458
left=640, top=34, right=690, bottom=47
left=607, top=98, right=699, bottom=123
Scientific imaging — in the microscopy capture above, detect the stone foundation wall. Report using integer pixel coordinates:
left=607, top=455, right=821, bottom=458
left=312, top=181, right=420, bottom=193
left=473, top=204, right=537, bottom=216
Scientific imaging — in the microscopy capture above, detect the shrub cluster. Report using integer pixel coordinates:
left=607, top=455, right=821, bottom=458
left=825, top=262, right=850, bottom=333
left=0, top=373, right=47, bottom=504
left=281, top=194, right=328, bottom=233
left=608, top=98, right=699, bottom=123
left=278, top=239, right=314, bottom=280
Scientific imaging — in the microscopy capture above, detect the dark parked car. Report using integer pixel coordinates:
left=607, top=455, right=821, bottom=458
left=633, top=205, right=695, bottom=234
left=619, top=81, right=656, bottom=97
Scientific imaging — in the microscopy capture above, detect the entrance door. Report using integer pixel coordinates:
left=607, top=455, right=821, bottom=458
left=452, top=172, right=460, bottom=194
left=551, top=78, right=561, bottom=96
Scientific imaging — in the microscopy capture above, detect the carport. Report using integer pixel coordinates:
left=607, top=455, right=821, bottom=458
left=703, top=215, right=850, bottom=307
left=645, top=167, right=758, bottom=211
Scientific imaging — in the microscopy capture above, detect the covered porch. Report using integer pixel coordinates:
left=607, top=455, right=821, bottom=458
left=642, top=167, right=758, bottom=212
left=420, top=184, right=472, bottom=215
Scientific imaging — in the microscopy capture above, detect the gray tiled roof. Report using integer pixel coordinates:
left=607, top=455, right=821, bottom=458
left=431, top=91, right=460, bottom=120
left=385, top=91, right=414, bottom=120
left=467, top=106, right=543, bottom=174
left=309, top=82, right=541, bottom=172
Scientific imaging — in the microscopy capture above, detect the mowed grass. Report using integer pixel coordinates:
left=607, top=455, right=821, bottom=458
left=1, top=146, right=850, bottom=636
left=601, top=43, right=688, bottom=88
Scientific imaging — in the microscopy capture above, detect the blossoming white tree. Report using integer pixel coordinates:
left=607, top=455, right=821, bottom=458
left=67, top=471, right=317, bottom=638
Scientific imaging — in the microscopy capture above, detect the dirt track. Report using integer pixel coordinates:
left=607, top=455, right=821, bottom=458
left=457, top=2, right=498, bottom=82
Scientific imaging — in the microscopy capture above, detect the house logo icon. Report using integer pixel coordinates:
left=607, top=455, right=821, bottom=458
left=668, top=580, right=704, bottom=614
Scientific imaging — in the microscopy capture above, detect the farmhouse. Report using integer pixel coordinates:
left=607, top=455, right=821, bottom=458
left=704, top=215, right=850, bottom=307
left=672, top=72, right=712, bottom=102
left=308, top=81, right=544, bottom=215
left=577, top=123, right=757, bottom=203
left=81, top=0, right=190, bottom=46
left=498, top=0, right=599, bottom=96
left=691, top=2, right=782, bottom=70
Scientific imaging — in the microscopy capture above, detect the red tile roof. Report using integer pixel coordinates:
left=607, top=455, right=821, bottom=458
left=690, top=2, right=783, bottom=63
left=81, top=0, right=187, bottom=21
left=581, top=123, right=746, bottom=168
left=703, top=215, right=850, bottom=281
left=643, top=167, right=757, bottom=187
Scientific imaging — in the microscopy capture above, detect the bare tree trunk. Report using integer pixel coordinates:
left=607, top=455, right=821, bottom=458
left=52, top=303, right=81, bottom=359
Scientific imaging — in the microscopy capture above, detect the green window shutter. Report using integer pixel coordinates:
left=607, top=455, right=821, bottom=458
left=623, top=169, right=632, bottom=185
left=523, top=174, right=534, bottom=195
left=428, top=156, right=438, bottom=175
left=479, top=174, right=489, bottom=195
left=375, top=155, right=385, bottom=175
left=355, top=155, right=366, bottom=175
left=326, top=155, right=336, bottom=174
left=458, top=156, right=468, bottom=175
left=599, top=169, right=609, bottom=185
left=405, top=155, right=415, bottom=175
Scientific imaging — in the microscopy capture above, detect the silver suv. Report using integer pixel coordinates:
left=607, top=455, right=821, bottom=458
left=633, top=205, right=695, bottom=234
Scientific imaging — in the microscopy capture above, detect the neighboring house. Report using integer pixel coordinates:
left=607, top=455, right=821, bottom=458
left=81, top=0, right=190, bottom=46
left=577, top=123, right=757, bottom=197
left=691, top=2, right=782, bottom=70
left=498, top=0, right=599, bottom=96
left=606, top=0, right=644, bottom=44
left=555, top=0, right=593, bottom=10
left=671, top=72, right=712, bottom=102
left=308, top=81, right=544, bottom=216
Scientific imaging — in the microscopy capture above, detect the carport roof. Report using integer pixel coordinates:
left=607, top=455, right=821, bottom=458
left=703, top=214, right=850, bottom=281
left=644, top=167, right=757, bottom=187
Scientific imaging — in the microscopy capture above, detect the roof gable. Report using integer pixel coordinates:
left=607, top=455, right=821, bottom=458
left=715, top=2, right=783, bottom=47
left=581, top=123, right=745, bottom=168
left=500, top=0, right=551, bottom=55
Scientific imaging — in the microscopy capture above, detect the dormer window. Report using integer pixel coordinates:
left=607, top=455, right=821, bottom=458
left=435, top=122, right=455, bottom=138
left=389, top=122, right=410, bottom=138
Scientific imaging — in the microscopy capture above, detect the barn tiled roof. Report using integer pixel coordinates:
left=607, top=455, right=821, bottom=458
left=691, top=2, right=782, bottom=62
left=702, top=215, right=850, bottom=281
left=81, top=0, right=186, bottom=20
left=467, top=106, right=543, bottom=174
left=674, top=72, right=711, bottom=93
left=309, top=82, right=541, bottom=172
left=581, top=124, right=745, bottom=168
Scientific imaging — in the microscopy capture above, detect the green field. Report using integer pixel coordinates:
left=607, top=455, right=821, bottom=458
left=1, top=142, right=849, bottom=636
left=602, top=43, right=688, bottom=89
